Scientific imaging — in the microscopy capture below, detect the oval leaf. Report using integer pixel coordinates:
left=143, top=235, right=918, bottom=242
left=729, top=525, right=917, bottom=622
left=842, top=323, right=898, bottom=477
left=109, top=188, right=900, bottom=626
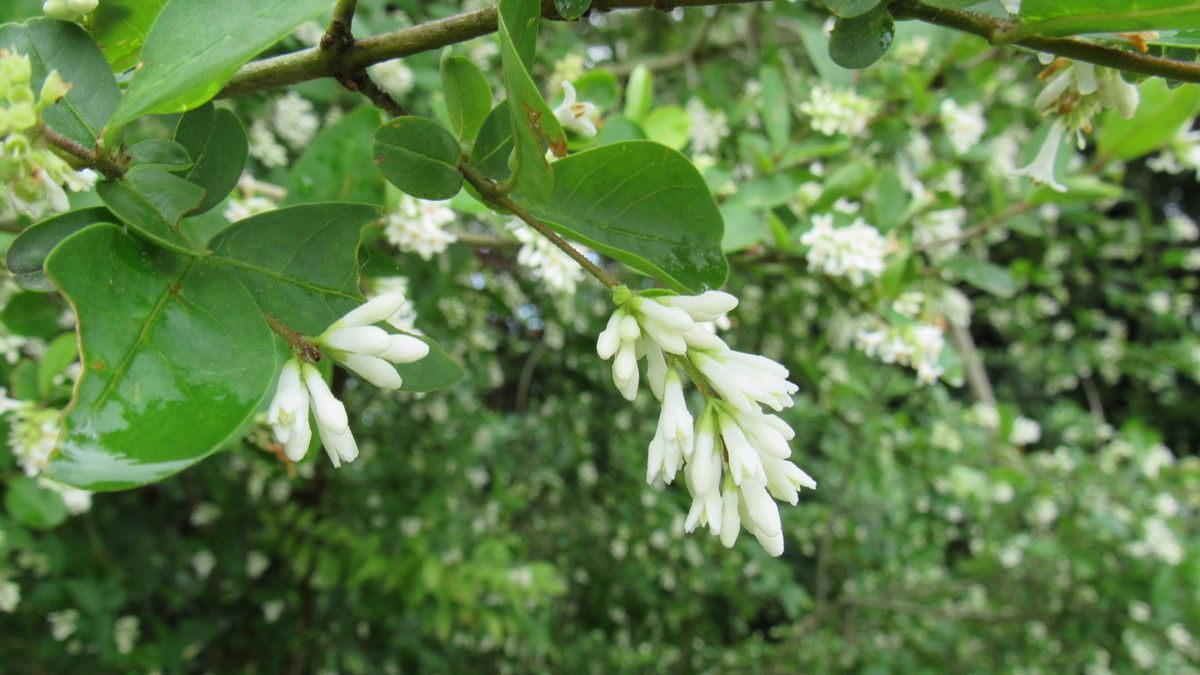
left=374, top=117, right=464, bottom=200
left=174, top=103, right=249, bottom=214
left=515, top=141, right=728, bottom=292
left=44, top=224, right=278, bottom=490
left=441, top=55, right=493, bottom=143
left=828, top=6, right=895, bottom=70
left=127, top=138, right=192, bottom=170
left=96, top=166, right=207, bottom=255
left=6, top=207, right=115, bottom=291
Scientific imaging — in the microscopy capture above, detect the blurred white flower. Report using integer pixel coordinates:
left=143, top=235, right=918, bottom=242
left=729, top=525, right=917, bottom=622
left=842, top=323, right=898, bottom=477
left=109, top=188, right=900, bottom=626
left=0, top=580, right=19, bottom=613
left=248, top=119, right=288, bottom=168
left=553, top=81, right=598, bottom=137
left=508, top=219, right=589, bottom=295
left=369, top=59, right=415, bottom=98
left=113, top=616, right=140, bottom=655
left=686, top=98, right=729, bottom=153
left=798, top=85, right=878, bottom=137
left=800, top=214, right=887, bottom=287
left=272, top=92, right=319, bottom=150
left=47, top=609, right=79, bottom=641
left=384, top=195, right=458, bottom=260
left=940, top=99, right=986, bottom=155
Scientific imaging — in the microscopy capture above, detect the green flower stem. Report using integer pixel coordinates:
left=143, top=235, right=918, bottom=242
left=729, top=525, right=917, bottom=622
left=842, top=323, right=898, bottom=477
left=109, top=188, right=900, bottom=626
left=458, top=158, right=621, bottom=290
left=675, top=353, right=719, bottom=400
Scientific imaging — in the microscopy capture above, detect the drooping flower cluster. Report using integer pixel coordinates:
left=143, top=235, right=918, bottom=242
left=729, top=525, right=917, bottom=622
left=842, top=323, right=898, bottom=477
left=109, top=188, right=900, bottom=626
left=799, top=213, right=888, bottom=287
left=0, top=49, right=97, bottom=218
left=384, top=194, right=458, bottom=260
left=1015, top=58, right=1140, bottom=191
left=267, top=294, right=430, bottom=467
left=798, top=85, right=879, bottom=137
left=42, top=0, right=97, bottom=21
left=596, top=288, right=815, bottom=556
left=552, top=81, right=598, bottom=137
left=508, top=219, right=590, bottom=295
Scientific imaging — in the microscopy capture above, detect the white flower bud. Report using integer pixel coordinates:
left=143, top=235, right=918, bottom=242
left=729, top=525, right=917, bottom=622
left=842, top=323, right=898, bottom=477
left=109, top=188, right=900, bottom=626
left=380, top=334, right=429, bottom=364
left=719, top=486, right=741, bottom=548
left=321, top=325, right=390, bottom=355
left=268, top=360, right=312, bottom=461
left=596, top=312, right=622, bottom=360
left=302, top=364, right=348, bottom=434
left=343, top=354, right=402, bottom=390
left=317, top=423, right=358, bottom=468
left=338, top=293, right=408, bottom=327
left=661, top=291, right=738, bottom=322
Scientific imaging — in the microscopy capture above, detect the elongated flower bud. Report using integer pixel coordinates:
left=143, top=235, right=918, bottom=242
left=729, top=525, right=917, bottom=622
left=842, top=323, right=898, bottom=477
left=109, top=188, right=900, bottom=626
left=380, top=334, right=429, bottom=363
left=338, top=293, right=408, bottom=328
left=302, top=364, right=348, bottom=434
left=321, top=325, right=391, bottom=355
left=343, top=354, right=402, bottom=390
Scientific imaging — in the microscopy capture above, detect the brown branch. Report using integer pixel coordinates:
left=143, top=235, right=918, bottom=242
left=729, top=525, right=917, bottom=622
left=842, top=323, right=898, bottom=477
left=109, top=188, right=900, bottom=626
left=38, top=124, right=126, bottom=180
left=321, top=0, right=358, bottom=52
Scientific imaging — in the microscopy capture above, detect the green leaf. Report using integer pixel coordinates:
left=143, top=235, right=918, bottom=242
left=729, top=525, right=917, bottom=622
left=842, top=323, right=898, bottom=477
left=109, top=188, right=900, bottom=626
left=1016, top=0, right=1200, bottom=38
left=391, top=333, right=465, bottom=393
left=469, top=101, right=515, bottom=182
left=286, top=106, right=384, bottom=206
left=721, top=204, right=768, bottom=252
left=759, top=65, right=791, bottom=152
left=515, top=141, right=728, bottom=292
left=0, top=18, right=120, bottom=147
left=174, top=103, right=249, bottom=214
left=795, top=16, right=855, bottom=86
left=373, top=117, right=464, bottom=200
left=1098, top=78, right=1200, bottom=161
left=107, top=0, right=330, bottom=129
left=498, top=0, right=566, bottom=201
left=623, top=64, right=653, bottom=122
left=816, top=160, right=876, bottom=209
left=206, top=204, right=379, bottom=335
left=127, top=138, right=192, bottom=171
left=91, top=0, right=167, bottom=71
left=38, top=332, right=78, bottom=399
left=441, top=55, right=493, bottom=143
left=821, top=0, right=886, bottom=18
left=945, top=258, right=1018, bottom=298
left=554, top=0, right=593, bottom=20
left=96, top=166, right=206, bottom=255
left=828, top=5, right=895, bottom=69
left=4, top=477, right=67, bottom=530
left=6, top=207, right=115, bottom=291
left=641, top=105, right=691, bottom=150
left=44, top=224, right=278, bottom=490
left=1, top=292, right=61, bottom=339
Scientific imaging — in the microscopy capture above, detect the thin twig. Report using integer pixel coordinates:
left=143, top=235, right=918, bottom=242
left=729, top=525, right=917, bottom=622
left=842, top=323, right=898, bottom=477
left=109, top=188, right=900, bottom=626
left=38, top=125, right=126, bottom=180
left=458, top=159, right=620, bottom=289
left=913, top=202, right=1033, bottom=254
left=948, top=320, right=996, bottom=407
left=321, top=0, right=359, bottom=52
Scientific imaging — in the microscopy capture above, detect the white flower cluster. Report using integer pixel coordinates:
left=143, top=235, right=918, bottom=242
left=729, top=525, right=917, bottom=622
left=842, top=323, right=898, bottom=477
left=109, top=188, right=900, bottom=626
left=384, top=194, right=458, bottom=260
left=1, top=391, right=60, bottom=476
left=369, top=59, right=415, bottom=98
left=272, top=92, right=319, bottom=150
left=939, top=99, right=986, bottom=156
left=799, top=213, right=887, bottom=287
left=798, top=85, right=879, bottom=137
left=248, top=119, right=288, bottom=168
left=113, top=615, right=139, bottom=655
left=223, top=173, right=283, bottom=222
left=552, top=81, right=598, bottom=137
left=596, top=288, right=815, bottom=556
left=686, top=98, right=730, bottom=153
left=855, top=320, right=946, bottom=384
left=1016, top=59, right=1140, bottom=191
left=0, top=50, right=97, bottom=218
left=268, top=294, right=430, bottom=467
left=508, top=219, right=589, bottom=295
left=1146, top=127, right=1200, bottom=178
left=42, top=0, right=97, bottom=21
left=0, top=579, right=19, bottom=613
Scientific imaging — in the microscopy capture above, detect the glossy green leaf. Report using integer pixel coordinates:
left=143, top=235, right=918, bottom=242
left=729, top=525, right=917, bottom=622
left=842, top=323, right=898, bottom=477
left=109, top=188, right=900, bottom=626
left=4, top=477, right=67, bottom=530
left=1, top=292, right=60, bottom=339
left=1015, top=0, right=1200, bottom=38
left=821, top=0, right=886, bottom=18
left=0, top=19, right=120, bottom=147
left=554, top=0, right=592, bottom=20
left=828, top=6, right=895, bottom=69
left=469, top=101, right=515, bottom=182
left=207, top=204, right=379, bottom=335
left=441, top=55, right=493, bottom=143
left=498, top=0, right=565, bottom=202
left=6, top=207, right=115, bottom=291
left=515, top=141, right=728, bottom=292
left=127, top=138, right=192, bottom=170
left=91, top=0, right=167, bottom=71
left=107, top=0, right=330, bottom=129
left=391, top=333, right=465, bottom=393
left=174, top=103, right=249, bottom=214
left=1098, top=79, right=1200, bottom=161
left=373, top=117, right=464, bottom=200
left=44, top=224, right=278, bottom=490
left=286, top=106, right=384, bottom=206
left=96, top=166, right=206, bottom=255
left=623, top=64, right=653, bottom=122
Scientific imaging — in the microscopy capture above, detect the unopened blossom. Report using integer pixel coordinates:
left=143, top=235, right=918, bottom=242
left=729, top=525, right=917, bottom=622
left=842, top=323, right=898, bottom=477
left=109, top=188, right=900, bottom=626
left=553, top=81, right=598, bottom=137
left=939, top=98, right=986, bottom=155
left=800, top=214, right=887, bottom=287
left=301, top=362, right=358, bottom=468
left=508, top=219, right=589, bottom=295
left=267, top=360, right=312, bottom=461
left=272, top=92, right=319, bottom=150
left=0, top=50, right=97, bottom=218
left=38, top=478, right=92, bottom=515
left=43, top=0, right=97, bottom=21
left=798, top=85, right=879, bottom=137
left=597, top=288, right=814, bottom=556
left=384, top=194, right=458, bottom=260
left=316, top=292, right=431, bottom=391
